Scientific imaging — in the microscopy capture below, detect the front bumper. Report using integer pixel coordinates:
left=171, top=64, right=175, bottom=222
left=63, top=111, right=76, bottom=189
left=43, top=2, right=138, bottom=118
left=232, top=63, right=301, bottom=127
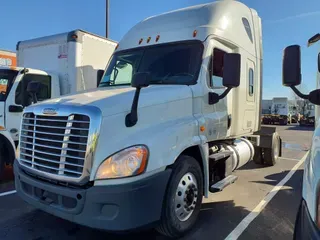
left=294, top=199, right=320, bottom=240
left=14, top=161, right=171, bottom=231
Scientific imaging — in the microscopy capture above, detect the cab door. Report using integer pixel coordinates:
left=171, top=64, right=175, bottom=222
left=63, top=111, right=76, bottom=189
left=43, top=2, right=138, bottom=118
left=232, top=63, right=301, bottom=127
left=202, top=40, right=232, bottom=142
left=5, top=71, right=52, bottom=142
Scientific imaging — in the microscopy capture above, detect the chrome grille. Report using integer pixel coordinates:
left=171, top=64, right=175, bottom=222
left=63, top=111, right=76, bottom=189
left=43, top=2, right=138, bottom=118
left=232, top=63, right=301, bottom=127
left=20, top=113, right=90, bottom=178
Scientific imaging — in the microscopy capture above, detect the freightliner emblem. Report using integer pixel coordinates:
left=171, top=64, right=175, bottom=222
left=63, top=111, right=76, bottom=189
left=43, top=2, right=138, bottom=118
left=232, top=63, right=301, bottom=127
left=42, top=108, right=58, bottom=115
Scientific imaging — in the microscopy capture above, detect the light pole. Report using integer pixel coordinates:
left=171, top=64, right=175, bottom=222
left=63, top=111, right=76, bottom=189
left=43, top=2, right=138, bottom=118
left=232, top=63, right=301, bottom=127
left=106, top=0, right=109, bottom=38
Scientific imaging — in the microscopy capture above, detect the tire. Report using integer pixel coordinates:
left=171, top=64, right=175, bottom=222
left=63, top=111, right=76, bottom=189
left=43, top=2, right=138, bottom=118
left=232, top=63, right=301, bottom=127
left=253, top=147, right=264, bottom=165
left=0, top=155, right=5, bottom=181
left=264, top=132, right=280, bottom=166
left=156, top=155, right=203, bottom=238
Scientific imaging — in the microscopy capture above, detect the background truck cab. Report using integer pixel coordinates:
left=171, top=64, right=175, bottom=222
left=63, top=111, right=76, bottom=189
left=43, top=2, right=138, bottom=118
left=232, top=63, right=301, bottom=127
left=0, top=29, right=117, bottom=177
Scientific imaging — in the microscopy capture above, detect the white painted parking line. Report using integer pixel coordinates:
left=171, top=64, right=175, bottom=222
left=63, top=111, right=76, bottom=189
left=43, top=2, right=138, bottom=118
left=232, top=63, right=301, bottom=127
left=0, top=190, right=16, bottom=197
left=225, top=151, right=309, bottom=240
left=279, top=157, right=301, bottom=161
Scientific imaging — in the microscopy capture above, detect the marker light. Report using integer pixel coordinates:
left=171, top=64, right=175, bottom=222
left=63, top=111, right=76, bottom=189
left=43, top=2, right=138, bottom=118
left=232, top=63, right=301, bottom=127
left=156, top=35, right=160, bottom=42
left=139, top=38, right=143, bottom=44
left=147, top=37, right=151, bottom=43
left=95, top=146, right=148, bottom=180
left=193, top=30, right=198, bottom=37
left=115, top=44, right=119, bottom=50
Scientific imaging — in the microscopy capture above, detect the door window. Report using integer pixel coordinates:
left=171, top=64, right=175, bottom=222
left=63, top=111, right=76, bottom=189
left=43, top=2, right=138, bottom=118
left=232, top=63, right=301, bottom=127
left=208, top=48, right=227, bottom=89
left=15, top=74, right=51, bottom=106
left=249, top=68, right=254, bottom=96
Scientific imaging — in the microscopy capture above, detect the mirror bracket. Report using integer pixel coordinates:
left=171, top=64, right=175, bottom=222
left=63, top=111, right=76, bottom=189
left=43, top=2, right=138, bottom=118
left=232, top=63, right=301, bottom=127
left=290, top=86, right=309, bottom=100
left=208, top=87, right=232, bottom=105
left=125, top=88, right=141, bottom=127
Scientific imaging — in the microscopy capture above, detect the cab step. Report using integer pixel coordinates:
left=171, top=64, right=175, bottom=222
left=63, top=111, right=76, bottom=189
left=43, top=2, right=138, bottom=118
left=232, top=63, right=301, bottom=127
left=208, top=150, right=233, bottom=162
left=210, top=175, right=238, bottom=193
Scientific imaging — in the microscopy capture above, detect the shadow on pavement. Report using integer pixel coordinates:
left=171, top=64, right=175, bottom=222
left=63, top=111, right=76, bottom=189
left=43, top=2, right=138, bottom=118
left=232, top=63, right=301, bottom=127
left=286, top=125, right=315, bottom=131
left=0, top=200, right=250, bottom=240
left=238, top=168, right=303, bottom=240
left=250, top=169, right=304, bottom=187
left=238, top=161, right=270, bottom=170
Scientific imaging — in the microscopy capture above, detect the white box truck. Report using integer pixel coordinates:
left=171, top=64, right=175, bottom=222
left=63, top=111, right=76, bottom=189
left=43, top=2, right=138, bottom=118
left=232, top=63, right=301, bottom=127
left=14, top=1, right=281, bottom=238
left=282, top=35, right=320, bottom=239
left=0, top=29, right=117, bottom=178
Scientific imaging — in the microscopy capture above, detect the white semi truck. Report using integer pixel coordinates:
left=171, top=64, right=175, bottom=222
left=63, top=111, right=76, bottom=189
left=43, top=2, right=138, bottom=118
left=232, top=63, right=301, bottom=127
left=0, top=29, right=117, bottom=177
left=14, top=1, right=281, bottom=238
left=282, top=35, right=320, bottom=239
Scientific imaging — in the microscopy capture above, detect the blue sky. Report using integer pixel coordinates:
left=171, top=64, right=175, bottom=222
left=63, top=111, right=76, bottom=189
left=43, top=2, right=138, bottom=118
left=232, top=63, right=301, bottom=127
left=2, top=0, right=320, bottom=99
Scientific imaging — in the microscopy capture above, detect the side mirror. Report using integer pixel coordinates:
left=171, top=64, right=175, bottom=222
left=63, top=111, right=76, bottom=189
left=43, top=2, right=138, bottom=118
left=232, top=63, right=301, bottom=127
left=222, top=53, right=241, bottom=88
left=282, top=45, right=301, bottom=87
left=27, top=81, right=42, bottom=104
left=97, top=69, right=104, bottom=87
left=208, top=53, right=241, bottom=105
left=131, top=72, right=151, bottom=88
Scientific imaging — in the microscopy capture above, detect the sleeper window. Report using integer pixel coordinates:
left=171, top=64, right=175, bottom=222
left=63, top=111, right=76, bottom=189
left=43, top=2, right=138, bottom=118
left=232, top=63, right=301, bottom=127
left=249, top=68, right=254, bottom=96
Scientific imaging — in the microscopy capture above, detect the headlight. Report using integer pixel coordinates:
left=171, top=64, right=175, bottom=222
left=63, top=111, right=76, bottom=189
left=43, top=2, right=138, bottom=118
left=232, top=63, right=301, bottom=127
left=95, top=145, right=148, bottom=180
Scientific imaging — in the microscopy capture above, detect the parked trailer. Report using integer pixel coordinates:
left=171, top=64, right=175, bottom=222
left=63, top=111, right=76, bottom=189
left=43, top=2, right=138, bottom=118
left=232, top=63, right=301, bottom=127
left=0, top=29, right=117, bottom=178
left=14, top=1, right=281, bottom=238
left=0, top=49, right=16, bottom=68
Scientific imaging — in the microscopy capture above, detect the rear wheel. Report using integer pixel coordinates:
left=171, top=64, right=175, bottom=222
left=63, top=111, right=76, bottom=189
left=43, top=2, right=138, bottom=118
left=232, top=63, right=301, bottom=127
left=264, top=132, right=281, bottom=166
left=156, top=155, right=203, bottom=238
left=253, top=147, right=264, bottom=165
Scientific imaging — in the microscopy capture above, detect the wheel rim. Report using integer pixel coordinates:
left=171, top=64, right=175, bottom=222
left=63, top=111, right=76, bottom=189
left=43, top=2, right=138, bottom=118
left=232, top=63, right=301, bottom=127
left=174, top=172, right=198, bottom=222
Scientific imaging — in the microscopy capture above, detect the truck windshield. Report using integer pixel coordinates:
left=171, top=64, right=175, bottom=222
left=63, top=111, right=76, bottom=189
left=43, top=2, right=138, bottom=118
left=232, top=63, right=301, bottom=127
left=0, top=69, right=18, bottom=101
left=99, top=41, right=203, bottom=87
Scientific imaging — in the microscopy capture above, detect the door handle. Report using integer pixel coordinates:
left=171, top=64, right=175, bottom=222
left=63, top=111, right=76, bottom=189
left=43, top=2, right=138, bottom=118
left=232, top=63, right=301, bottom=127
left=9, top=105, right=24, bottom=113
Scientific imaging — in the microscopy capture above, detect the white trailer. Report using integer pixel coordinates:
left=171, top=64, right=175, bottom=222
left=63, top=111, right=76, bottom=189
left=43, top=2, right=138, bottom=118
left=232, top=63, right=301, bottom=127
left=271, top=97, right=289, bottom=116
left=14, top=1, right=281, bottom=238
left=0, top=29, right=116, bottom=177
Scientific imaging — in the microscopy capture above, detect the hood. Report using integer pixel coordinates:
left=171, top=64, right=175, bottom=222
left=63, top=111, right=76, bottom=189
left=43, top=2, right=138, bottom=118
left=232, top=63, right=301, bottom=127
left=40, top=85, right=193, bottom=117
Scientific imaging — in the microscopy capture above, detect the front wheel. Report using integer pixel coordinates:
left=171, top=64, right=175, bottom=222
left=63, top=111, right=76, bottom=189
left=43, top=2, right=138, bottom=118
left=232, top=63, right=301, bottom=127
left=156, top=155, right=203, bottom=238
left=0, top=146, right=6, bottom=182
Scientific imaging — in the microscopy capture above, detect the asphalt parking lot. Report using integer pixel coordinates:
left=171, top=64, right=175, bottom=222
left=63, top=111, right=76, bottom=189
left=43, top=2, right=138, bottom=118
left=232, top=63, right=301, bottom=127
left=0, top=124, right=314, bottom=240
